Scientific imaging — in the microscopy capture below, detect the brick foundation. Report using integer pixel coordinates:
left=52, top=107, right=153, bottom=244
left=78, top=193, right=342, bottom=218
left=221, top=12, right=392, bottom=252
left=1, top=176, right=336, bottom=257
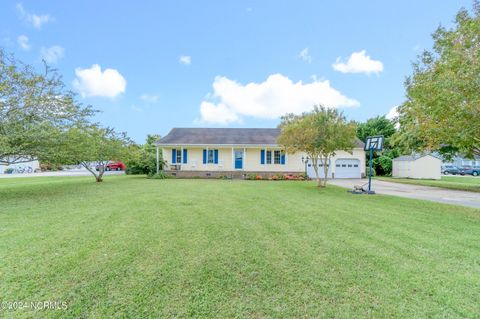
left=165, top=170, right=304, bottom=179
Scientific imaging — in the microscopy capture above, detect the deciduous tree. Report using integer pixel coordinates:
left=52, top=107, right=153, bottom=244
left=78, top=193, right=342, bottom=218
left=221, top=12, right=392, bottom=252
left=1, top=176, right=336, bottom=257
left=0, top=49, right=94, bottom=164
left=395, top=2, right=480, bottom=159
left=357, top=116, right=399, bottom=175
left=54, top=125, right=131, bottom=182
left=278, top=106, right=357, bottom=187
left=124, top=134, right=164, bottom=176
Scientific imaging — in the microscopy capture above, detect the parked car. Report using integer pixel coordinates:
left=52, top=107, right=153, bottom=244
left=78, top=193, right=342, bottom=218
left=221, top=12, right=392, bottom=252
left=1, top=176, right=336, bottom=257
left=461, top=166, right=480, bottom=176
left=441, top=165, right=462, bottom=175
left=95, top=161, right=126, bottom=171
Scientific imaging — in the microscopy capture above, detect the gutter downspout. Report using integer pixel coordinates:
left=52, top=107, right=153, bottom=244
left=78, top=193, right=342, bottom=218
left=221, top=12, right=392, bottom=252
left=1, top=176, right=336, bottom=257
left=156, top=145, right=159, bottom=175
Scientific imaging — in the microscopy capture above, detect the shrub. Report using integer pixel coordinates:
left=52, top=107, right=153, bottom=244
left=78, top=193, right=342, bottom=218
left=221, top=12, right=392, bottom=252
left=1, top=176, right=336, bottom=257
left=255, top=175, right=263, bottom=180
left=125, top=135, right=164, bottom=176
left=148, top=171, right=172, bottom=179
left=298, top=172, right=309, bottom=180
left=40, top=162, right=63, bottom=171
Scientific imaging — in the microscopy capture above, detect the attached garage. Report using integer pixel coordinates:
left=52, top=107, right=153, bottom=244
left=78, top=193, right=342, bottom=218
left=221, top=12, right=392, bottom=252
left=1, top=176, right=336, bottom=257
left=307, top=160, right=332, bottom=179
left=334, top=159, right=361, bottom=179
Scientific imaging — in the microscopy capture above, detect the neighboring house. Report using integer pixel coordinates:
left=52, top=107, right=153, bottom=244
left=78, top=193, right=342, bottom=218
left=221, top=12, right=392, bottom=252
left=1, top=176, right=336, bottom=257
left=155, top=128, right=366, bottom=179
left=447, top=156, right=480, bottom=167
left=392, top=154, right=442, bottom=180
left=0, top=158, right=40, bottom=174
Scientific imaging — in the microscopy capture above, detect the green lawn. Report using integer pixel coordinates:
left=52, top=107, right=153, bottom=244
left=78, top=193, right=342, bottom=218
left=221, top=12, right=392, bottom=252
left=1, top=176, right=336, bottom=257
left=377, top=176, right=480, bottom=193
left=1, top=176, right=479, bottom=318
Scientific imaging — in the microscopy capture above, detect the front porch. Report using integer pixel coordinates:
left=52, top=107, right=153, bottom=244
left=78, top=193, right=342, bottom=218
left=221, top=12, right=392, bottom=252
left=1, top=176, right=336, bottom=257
left=162, top=146, right=295, bottom=173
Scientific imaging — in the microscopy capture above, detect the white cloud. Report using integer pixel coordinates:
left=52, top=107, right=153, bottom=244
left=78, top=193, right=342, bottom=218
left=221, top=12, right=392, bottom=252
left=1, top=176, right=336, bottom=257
left=17, top=35, right=30, bottom=50
left=332, top=50, right=383, bottom=75
left=386, top=105, right=399, bottom=120
left=179, top=55, right=191, bottom=65
left=386, top=105, right=400, bottom=129
left=40, top=45, right=64, bottom=64
left=198, top=73, right=359, bottom=124
left=140, top=94, right=159, bottom=103
left=73, top=64, right=126, bottom=98
left=199, top=102, right=240, bottom=124
left=298, top=47, right=312, bottom=63
left=16, top=3, right=52, bottom=29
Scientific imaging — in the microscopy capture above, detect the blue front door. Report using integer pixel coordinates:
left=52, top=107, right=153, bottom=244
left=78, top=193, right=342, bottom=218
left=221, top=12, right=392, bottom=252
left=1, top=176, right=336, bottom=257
left=234, top=150, right=243, bottom=169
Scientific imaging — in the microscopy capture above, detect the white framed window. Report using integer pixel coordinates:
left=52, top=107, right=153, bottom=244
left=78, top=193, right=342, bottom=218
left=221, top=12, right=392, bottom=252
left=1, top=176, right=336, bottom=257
left=176, top=151, right=182, bottom=164
left=274, top=150, right=281, bottom=164
left=266, top=150, right=272, bottom=164
left=208, top=150, right=214, bottom=164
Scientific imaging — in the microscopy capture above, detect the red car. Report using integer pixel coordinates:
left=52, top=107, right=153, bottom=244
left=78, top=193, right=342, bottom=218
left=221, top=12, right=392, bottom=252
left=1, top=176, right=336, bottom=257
left=106, top=161, right=126, bottom=171
left=96, top=161, right=126, bottom=171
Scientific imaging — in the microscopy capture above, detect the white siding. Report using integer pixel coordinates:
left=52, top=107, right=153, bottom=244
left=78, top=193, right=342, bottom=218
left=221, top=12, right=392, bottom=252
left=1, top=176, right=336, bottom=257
left=393, top=155, right=441, bottom=180
left=162, top=146, right=366, bottom=178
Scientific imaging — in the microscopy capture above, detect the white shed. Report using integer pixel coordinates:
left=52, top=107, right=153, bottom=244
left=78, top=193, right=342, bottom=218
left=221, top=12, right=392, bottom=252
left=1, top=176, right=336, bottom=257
left=392, top=154, right=442, bottom=180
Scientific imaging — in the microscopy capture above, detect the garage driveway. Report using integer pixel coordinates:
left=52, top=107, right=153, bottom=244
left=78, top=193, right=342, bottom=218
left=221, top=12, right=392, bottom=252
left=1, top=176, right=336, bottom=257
left=329, top=179, right=480, bottom=209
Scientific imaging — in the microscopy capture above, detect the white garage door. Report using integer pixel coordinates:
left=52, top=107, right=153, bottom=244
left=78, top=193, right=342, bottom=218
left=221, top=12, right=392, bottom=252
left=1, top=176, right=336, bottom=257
left=307, top=160, right=331, bottom=179
left=335, top=159, right=361, bottom=179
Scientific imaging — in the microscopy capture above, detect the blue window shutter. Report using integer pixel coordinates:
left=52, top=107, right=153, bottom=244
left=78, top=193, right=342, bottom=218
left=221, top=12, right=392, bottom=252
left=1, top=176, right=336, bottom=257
left=203, top=149, right=207, bottom=164
left=172, top=149, right=176, bottom=164
left=260, top=149, right=265, bottom=164
left=214, top=150, right=219, bottom=164
left=183, top=149, right=188, bottom=164
left=281, top=154, right=285, bottom=165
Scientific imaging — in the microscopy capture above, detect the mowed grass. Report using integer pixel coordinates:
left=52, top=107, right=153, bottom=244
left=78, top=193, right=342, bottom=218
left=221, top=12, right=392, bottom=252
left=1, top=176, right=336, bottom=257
left=1, top=176, right=479, bottom=318
left=377, top=176, right=480, bottom=193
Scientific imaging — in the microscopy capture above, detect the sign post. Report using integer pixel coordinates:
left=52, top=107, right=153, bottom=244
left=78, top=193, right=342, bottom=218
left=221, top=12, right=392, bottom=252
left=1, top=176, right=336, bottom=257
left=368, top=147, right=373, bottom=192
left=364, top=135, right=384, bottom=194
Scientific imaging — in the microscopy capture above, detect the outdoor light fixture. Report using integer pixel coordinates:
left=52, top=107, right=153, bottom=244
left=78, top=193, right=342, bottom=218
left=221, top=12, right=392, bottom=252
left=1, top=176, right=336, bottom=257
left=301, top=156, right=310, bottom=175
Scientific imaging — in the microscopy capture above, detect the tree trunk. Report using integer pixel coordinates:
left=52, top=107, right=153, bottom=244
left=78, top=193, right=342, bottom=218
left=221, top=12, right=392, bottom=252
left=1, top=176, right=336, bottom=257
left=81, top=162, right=103, bottom=182
left=311, top=156, right=325, bottom=187
left=96, top=169, right=104, bottom=182
left=320, top=155, right=330, bottom=187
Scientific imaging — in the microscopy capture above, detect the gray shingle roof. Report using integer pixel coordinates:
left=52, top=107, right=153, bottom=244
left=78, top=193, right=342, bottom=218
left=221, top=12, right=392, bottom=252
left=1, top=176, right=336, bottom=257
left=394, top=153, right=442, bottom=161
left=156, top=127, right=365, bottom=148
left=394, top=155, right=423, bottom=161
left=157, top=128, right=281, bottom=145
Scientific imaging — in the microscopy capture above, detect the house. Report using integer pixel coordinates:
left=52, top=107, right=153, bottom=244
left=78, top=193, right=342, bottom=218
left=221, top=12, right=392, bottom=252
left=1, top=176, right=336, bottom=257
left=155, top=128, right=366, bottom=179
left=447, top=156, right=480, bottom=168
left=392, top=154, right=442, bottom=180
left=0, top=158, right=40, bottom=174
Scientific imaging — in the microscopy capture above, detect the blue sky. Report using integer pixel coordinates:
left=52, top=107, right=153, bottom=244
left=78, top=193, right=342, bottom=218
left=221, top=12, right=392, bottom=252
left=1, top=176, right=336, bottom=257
left=0, top=1, right=472, bottom=142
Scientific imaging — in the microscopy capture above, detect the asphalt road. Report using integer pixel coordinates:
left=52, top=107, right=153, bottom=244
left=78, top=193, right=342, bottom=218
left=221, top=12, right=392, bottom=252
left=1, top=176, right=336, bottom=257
left=0, top=170, right=125, bottom=178
left=329, top=179, right=480, bottom=209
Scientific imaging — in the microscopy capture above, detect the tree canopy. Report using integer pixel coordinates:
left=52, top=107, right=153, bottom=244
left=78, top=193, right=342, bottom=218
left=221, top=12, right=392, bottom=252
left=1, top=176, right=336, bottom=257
left=278, top=105, right=357, bottom=187
left=395, top=2, right=480, bottom=159
left=53, top=124, right=132, bottom=182
left=0, top=49, right=94, bottom=165
left=124, top=134, right=164, bottom=176
left=356, top=116, right=399, bottom=175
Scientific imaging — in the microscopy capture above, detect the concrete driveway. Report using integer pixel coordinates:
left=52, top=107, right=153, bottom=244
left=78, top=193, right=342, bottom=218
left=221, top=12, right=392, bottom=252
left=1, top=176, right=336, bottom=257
left=329, top=179, right=480, bottom=209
